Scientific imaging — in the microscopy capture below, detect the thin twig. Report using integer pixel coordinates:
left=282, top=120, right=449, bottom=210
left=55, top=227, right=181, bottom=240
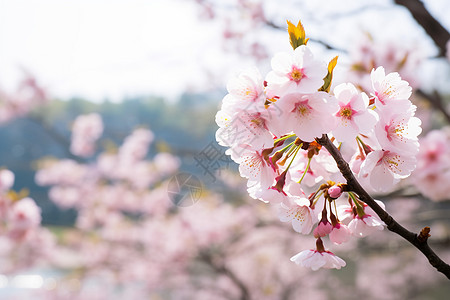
left=25, top=116, right=85, bottom=163
left=416, top=89, right=450, bottom=125
left=316, top=134, right=450, bottom=280
left=199, top=251, right=250, bottom=300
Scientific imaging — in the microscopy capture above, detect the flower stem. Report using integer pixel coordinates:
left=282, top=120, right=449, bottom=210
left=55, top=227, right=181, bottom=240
left=298, top=157, right=312, bottom=185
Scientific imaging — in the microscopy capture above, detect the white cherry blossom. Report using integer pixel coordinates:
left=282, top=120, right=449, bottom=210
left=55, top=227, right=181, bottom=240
left=290, top=249, right=346, bottom=271
left=278, top=197, right=315, bottom=234
left=370, top=66, right=412, bottom=108
left=359, top=149, right=417, bottom=192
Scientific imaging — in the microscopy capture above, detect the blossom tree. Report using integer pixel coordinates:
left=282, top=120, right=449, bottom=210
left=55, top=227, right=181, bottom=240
left=32, top=113, right=351, bottom=300
left=215, top=19, right=450, bottom=279
left=1, top=0, right=450, bottom=297
left=0, top=168, right=55, bottom=275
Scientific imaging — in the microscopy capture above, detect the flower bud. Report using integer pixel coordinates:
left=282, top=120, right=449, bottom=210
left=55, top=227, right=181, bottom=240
left=328, top=185, right=343, bottom=199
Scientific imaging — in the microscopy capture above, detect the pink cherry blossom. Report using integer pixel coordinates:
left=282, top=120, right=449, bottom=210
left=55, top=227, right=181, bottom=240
left=216, top=109, right=274, bottom=150
left=290, top=249, right=346, bottom=271
left=238, top=149, right=277, bottom=189
left=265, top=45, right=328, bottom=97
left=374, top=102, right=421, bottom=154
left=222, top=67, right=265, bottom=112
left=288, top=150, right=340, bottom=188
left=339, top=200, right=386, bottom=237
left=348, top=214, right=385, bottom=237
left=413, top=171, right=450, bottom=202
left=70, top=113, right=104, bottom=157
left=370, top=66, right=412, bottom=107
left=415, top=129, right=450, bottom=172
left=359, top=149, right=417, bottom=192
left=412, top=129, right=450, bottom=201
left=153, top=153, right=181, bottom=175
left=119, top=128, right=154, bottom=162
left=332, top=83, right=378, bottom=145
left=0, top=73, right=49, bottom=124
left=8, top=197, right=42, bottom=240
left=329, top=223, right=351, bottom=244
left=0, top=169, right=15, bottom=191
left=248, top=180, right=290, bottom=204
left=278, top=197, right=315, bottom=234
left=270, top=92, right=338, bottom=141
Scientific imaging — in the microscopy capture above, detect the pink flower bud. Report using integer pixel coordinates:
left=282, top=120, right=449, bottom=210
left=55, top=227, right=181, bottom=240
left=328, top=186, right=342, bottom=199
left=313, top=220, right=332, bottom=238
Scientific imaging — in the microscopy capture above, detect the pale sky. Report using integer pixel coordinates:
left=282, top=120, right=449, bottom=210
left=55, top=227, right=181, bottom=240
left=0, top=0, right=449, bottom=102
left=0, top=0, right=224, bottom=101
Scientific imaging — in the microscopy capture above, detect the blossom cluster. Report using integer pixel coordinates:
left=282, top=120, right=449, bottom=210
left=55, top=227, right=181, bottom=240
left=215, top=21, right=422, bottom=270
left=0, top=73, right=49, bottom=124
left=347, top=33, right=423, bottom=91
left=70, top=113, right=104, bottom=157
left=34, top=114, right=338, bottom=299
left=0, top=169, right=54, bottom=274
left=412, top=129, right=450, bottom=201
left=37, top=120, right=179, bottom=218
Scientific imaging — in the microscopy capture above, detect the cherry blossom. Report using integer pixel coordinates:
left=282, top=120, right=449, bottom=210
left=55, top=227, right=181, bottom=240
left=412, top=129, right=450, bottom=201
left=278, top=197, right=316, bottom=234
left=271, top=91, right=338, bottom=141
left=0, top=73, right=49, bottom=124
left=0, top=169, right=54, bottom=274
left=374, top=102, right=422, bottom=154
left=370, top=66, right=412, bottom=108
left=265, top=45, right=328, bottom=97
left=359, top=149, right=417, bottom=192
left=348, top=214, right=385, bottom=237
left=7, top=197, right=42, bottom=240
left=290, top=249, right=346, bottom=271
left=332, top=83, right=378, bottom=145
left=70, top=113, right=104, bottom=157
left=329, top=223, right=351, bottom=244
left=216, top=108, right=274, bottom=150
left=0, top=169, right=15, bottom=191
left=339, top=200, right=386, bottom=237
left=215, top=19, right=423, bottom=272
left=238, top=148, right=277, bottom=189
left=223, top=67, right=265, bottom=112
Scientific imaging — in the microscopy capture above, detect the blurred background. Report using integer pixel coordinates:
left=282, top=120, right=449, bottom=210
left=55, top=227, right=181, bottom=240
left=1, top=0, right=450, bottom=299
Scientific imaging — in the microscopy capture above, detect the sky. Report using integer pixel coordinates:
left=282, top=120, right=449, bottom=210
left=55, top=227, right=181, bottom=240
left=0, top=0, right=449, bottom=102
left=0, top=0, right=222, bottom=101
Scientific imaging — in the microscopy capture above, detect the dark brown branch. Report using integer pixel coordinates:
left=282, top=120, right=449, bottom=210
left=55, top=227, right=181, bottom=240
left=316, top=134, right=450, bottom=280
left=416, top=89, right=450, bottom=125
left=394, top=0, right=450, bottom=58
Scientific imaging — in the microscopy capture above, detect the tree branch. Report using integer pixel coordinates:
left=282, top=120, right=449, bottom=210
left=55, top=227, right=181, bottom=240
left=25, top=116, right=85, bottom=163
left=394, top=0, right=450, bottom=58
left=199, top=251, right=250, bottom=300
left=316, top=134, right=450, bottom=280
left=416, top=89, right=450, bottom=125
